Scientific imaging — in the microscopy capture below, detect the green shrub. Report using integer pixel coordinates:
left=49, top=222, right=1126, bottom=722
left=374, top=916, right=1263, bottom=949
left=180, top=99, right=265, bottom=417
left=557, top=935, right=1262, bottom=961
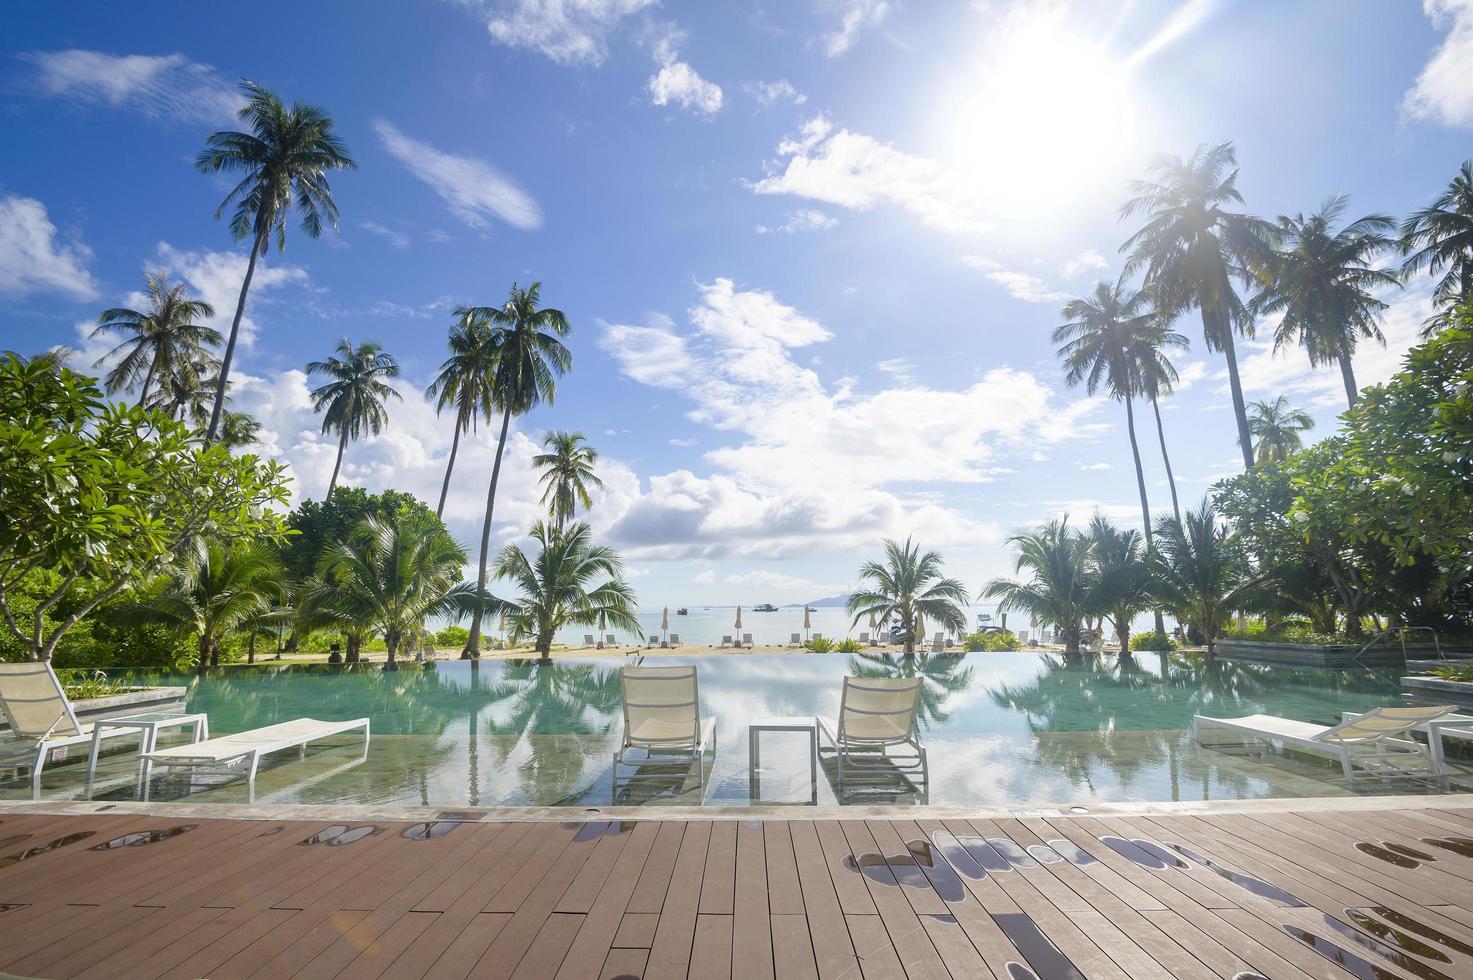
left=1429, top=664, right=1473, bottom=683
left=435, top=625, right=470, bottom=647
left=963, top=630, right=1021, bottom=652
left=56, top=669, right=134, bottom=700
left=834, top=638, right=862, bottom=653
left=1129, top=633, right=1178, bottom=653
left=805, top=637, right=835, bottom=653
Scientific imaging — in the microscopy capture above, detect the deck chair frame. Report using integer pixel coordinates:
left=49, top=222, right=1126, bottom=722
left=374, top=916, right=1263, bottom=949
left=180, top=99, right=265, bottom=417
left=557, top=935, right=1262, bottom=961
left=817, top=676, right=927, bottom=793
left=613, top=665, right=715, bottom=792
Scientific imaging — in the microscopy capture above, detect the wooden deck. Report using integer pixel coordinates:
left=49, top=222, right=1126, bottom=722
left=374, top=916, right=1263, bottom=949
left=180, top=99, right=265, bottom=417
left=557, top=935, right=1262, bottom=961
left=5, top=805, right=1473, bottom=978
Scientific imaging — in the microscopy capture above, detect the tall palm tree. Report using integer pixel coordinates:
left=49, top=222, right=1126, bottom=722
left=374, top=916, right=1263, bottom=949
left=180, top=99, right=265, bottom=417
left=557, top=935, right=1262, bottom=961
left=1244, top=396, right=1313, bottom=464
left=91, top=272, right=219, bottom=407
left=196, top=81, right=355, bottom=444
left=424, top=312, right=500, bottom=519
left=982, top=518, right=1094, bottom=654
left=1121, top=141, right=1274, bottom=470
left=534, top=431, right=604, bottom=528
left=118, top=538, right=286, bottom=675
left=1086, top=515, right=1154, bottom=653
left=1253, top=196, right=1398, bottom=407
left=145, top=351, right=224, bottom=427
left=302, top=515, right=485, bottom=670
left=218, top=410, right=262, bottom=450
left=1135, top=335, right=1184, bottom=523
left=846, top=538, right=969, bottom=655
left=307, top=340, right=401, bottom=499
left=1150, top=500, right=1255, bottom=657
left=1401, top=159, right=1473, bottom=336
left=494, top=521, right=641, bottom=661
left=461, top=283, right=573, bottom=657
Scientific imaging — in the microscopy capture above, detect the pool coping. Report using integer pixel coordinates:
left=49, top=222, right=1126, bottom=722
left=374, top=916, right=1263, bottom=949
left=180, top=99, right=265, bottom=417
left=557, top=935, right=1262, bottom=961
left=5, top=791, right=1472, bottom=824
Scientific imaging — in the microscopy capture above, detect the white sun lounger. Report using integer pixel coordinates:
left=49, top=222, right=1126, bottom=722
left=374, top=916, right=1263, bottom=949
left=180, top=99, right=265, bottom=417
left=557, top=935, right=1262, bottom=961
left=140, top=717, right=370, bottom=800
left=583, top=634, right=595, bottom=648
left=1194, top=705, right=1454, bottom=786
left=614, top=665, right=715, bottom=790
left=742, top=633, right=753, bottom=648
left=668, top=633, right=681, bottom=647
left=789, top=633, right=802, bottom=646
left=604, top=634, right=617, bottom=648
left=818, top=676, right=926, bottom=792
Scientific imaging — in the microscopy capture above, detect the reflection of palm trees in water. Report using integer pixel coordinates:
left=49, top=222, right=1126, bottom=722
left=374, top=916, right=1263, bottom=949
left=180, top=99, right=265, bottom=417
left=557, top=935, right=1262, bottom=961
left=846, top=652, right=974, bottom=729
left=485, top=660, right=623, bottom=804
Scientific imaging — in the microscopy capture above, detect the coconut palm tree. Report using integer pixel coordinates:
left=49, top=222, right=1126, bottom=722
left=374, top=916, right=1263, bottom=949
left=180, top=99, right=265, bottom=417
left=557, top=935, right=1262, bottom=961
left=425, top=312, right=500, bottom=519
left=196, top=81, right=355, bottom=444
left=307, top=340, right=401, bottom=499
left=1150, top=499, right=1255, bottom=657
left=1135, top=333, right=1184, bottom=523
left=143, top=349, right=224, bottom=427
left=1253, top=196, right=1398, bottom=408
left=1245, top=396, right=1313, bottom=464
left=91, top=272, right=220, bottom=407
left=1401, top=159, right=1473, bottom=336
left=982, top=518, right=1094, bottom=654
left=534, top=431, right=604, bottom=528
left=493, top=521, right=641, bottom=661
left=218, top=410, right=262, bottom=451
left=118, top=538, right=286, bottom=675
left=1121, top=141, right=1274, bottom=470
left=302, top=515, right=486, bottom=670
left=1086, top=515, right=1154, bottom=653
left=461, top=284, right=574, bottom=657
left=846, top=538, right=969, bottom=655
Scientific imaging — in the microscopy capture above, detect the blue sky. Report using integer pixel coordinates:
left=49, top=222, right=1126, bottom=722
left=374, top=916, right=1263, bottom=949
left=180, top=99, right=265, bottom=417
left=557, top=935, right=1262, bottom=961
left=3, top=0, right=1471, bottom=609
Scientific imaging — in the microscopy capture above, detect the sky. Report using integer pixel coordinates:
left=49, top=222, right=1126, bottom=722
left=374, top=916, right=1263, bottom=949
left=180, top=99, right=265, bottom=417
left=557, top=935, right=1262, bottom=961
left=2, top=0, right=1471, bottom=610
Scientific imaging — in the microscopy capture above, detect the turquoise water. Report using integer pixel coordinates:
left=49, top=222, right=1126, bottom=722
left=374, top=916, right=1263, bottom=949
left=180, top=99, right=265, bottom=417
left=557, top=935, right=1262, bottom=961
left=8, top=652, right=1431, bottom=808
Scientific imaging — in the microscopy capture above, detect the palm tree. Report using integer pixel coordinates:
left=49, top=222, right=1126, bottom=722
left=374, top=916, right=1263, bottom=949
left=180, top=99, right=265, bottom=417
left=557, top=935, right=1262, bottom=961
left=493, top=521, right=641, bottom=661
left=461, top=284, right=574, bottom=657
left=118, top=538, right=286, bottom=675
left=1401, top=159, right=1473, bottom=335
left=424, top=312, right=500, bottom=519
left=1245, top=396, right=1313, bottom=464
left=534, top=431, right=605, bottom=528
left=846, top=538, right=969, bottom=655
left=1086, top=515, right=1154, bottom=653
left=302, top=515, right=486, bottom=670
left=196, top=81, right=355, bottom=444
left=1121, top=141, right=1274, bottom=470
left=145, top=351, right=224, bottom=426
left=91, top=272, right=219, bottom=407
left=218, top=410, right=262, bottom=450
left=1253, top=196, right=1398, bottom=407
left=1150, top=499, right=1255, bottom=657
left=307, top=340, right=401, bottom=499
left=982, top=518, right=1094, bottom=653
left=484, top=661, right=622, bottom=802
left=1136, top=334, right=1184, bottom=523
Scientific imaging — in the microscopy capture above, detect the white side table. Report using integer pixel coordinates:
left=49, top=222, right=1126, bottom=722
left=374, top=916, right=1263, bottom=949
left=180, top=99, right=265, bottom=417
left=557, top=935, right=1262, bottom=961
left=749, top=715, right=818, bottom=805
left=86, top=712, right=209, bottom=793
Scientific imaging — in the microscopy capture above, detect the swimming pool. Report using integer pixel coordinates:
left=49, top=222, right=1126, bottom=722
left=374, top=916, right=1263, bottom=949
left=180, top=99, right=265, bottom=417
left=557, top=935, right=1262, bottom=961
left=8, top=652, right=1443, bottom=808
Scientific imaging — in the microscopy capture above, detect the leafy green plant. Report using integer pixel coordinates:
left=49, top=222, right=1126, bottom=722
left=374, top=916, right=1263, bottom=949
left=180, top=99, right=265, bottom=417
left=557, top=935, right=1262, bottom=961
left=805, top=636, right=835, bottom=653
left=1129, top=632, right=1178, bottom=652
left=834, top=638, right=862, bottom=653
left=963, top=630, right=1021, bottom=652
left=57, top=669, right=132, bottom=700
left=1428, top=664, right=1473, bottom=683
left=435, top=625, right=470, bottom=647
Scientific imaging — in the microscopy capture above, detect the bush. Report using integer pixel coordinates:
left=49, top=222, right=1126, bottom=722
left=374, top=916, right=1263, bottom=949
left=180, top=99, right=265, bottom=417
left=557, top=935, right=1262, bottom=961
left=1430, top=664, right=1473, bottom=683
left=834, top=638, right=862, bottom=653
left=56, top=669, right=134, bottom=699
left=1219, top=622, right=1357, bottom=645
left=435, top=625, right=470, bottom=647
left=805, top=637, right=835, bottom=652
left=963, top=630, right=1021, bottom=652
left=1129, top=633, right=1178, bottom=653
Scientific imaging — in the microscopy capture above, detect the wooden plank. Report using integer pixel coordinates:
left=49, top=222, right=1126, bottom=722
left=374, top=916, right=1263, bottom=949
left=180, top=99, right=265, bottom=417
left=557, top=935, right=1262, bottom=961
left=764, top=820, right=805, bottom=915
left=813, top=820, right=876, bottom=915
left=558, top=823, right=638, bottom=913
left=627, top=821, right=687, bottom=914
left=337, top=910, right=441, bottom=980
left=699, top=821, right=738, bottom=915
left=1139, top=908, right=1323, bottom=980
left=601, top=947, right=649, bottom=980
left=843, top=913, right=907, bottom=980
left=644, top=819, right=712, bottom=980
left=1, top=904, right=160, bottom=978
left=770, top=914, right=819, bottom=980
left=834, top=821, right=949, bottom=980
left=58, top=906, right=231, bottom=980
left=554, top=822, right=663, bottom=980
left=146, top=907, right=297, bottom=980
left=508, top=912, right=585, bottom=980
left=613, top=912, right=661, bottom=949
left=379, top=912, right=511, bottom=980
left=420, top=912, right=516, bottom=980
left=687, top=913, right=734, bottom=980
left=788, top=821, right=862, bottom=980
left=733, top=819, right=775, bottom=980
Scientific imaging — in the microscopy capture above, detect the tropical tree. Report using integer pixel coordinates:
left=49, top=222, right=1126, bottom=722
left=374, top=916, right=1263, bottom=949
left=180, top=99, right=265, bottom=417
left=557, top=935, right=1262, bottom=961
left=1253, top=196, right=1398, bottom=407
left=461, top=284, right=573, bottom=656
left=846, top=537, right=969, bottom=655
left=302, top=515, right=485, bottom=670
left=493, top=521, right=640, bottom=661
left=1086, top=515, right=1154, bottom=653
left=307, top=339, right=401, bottom=499
left=1121, top=141, right=1274, bottom=470
left=534, top=431, right=604, bottom=528
left=196, top=81, right=355, bottom=443
left=1245, top=396, right=1313, bottom=464
left=1136, top=332, right=1184, bottom=522
left=484, top=660, right=622, bottom=802
left=117, top=538, right=287, bottom=675
left=1401, top=159, right=1473, bottom=335
left=145, top=350, right=223, bottom=426
left=424, top=312, right=500, bottom=518
left=218, top=410, right=262, bottom=451
left=982, top=518, right=1095, bottom=654
left=1150, top=500, right=1255, bottom=657
left=91, top=272, right=220, bottom=407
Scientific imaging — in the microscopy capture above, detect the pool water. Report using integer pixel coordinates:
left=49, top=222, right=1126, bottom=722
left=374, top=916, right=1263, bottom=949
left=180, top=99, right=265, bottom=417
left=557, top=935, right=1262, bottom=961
left=7, top=652, right=1450, bottom=809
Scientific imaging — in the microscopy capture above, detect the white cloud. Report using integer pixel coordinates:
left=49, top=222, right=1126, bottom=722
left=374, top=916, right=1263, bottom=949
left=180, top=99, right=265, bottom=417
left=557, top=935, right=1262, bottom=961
left=754, top=209, right=838, bottom=234
left=1078, top=462, right=1112, bottom=471
left=1060, top=249, right=1108, bottom=279
left=0, top=195, right=97, bottom=300
left=693, top=570, right=716, bottom=584
left=962, top=256, right=1066, bottom=304
left=669, top=437, right=699, bottom=447
left=821, top=0, right=893, bottom=57
left=373, top=120, right=542, bottom=231
left=724, top=569, right=835, bottom=594
left=645, top=28, right=722, bottom=116
left=745, top=79, right=807, bottom=107
left=750, top=115, right=990, bottom=235
left=360, top=221, right=411, bottom=249
left=875, top=357, right=914, bottom=384
left=152, top=242, right=311, bottom=349
left=473, top=0, right=657, bottom=64
left=19, top=50, right=244, bottom=123
left=1403, top=0, right=1473, bottom=127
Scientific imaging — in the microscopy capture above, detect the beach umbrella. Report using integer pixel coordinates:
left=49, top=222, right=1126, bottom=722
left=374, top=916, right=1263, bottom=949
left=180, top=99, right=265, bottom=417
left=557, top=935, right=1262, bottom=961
left=734, top=606, right=743, bottom=633
left=868, top=610, right=877, bottom=643
left=661, top=606, right=669, bottom=645
left=598, top=610, right=607, bottom=648
left=915, top=612, right=926, bottom=650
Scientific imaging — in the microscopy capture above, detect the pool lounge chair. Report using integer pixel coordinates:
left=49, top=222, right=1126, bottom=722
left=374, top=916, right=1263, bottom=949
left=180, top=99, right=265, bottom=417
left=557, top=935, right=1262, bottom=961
left=614, top=665, right=715, bottom=790
left=818, top=676, right=926, bottom=791
left=0, top=661, right=184, bottom=798
left=140, top=717, right=370, bottom=802
left=1194, top=705, right=1455, bottom=787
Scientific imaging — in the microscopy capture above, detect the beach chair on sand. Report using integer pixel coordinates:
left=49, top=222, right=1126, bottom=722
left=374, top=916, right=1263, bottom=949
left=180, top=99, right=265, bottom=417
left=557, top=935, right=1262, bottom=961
left=605, top=634, right=617, bottom=648
left=742, top=633, right=754, bottom=648
left=614, top=665, right=715, bottom=790
left=789, top=633, right=802, bottom=647
left=868, top=632, right=881, bottom=647
left=812, top=633, right=824, bottom=644
left=1195, top=705, right=1455, bottom=787
left=669, top=633, right=681, bottom=647
left=859, top=632, right=870, bottom=646
left=141, top=717, right=370, bottom=802
left=930, top=633, right=945, bottom=652
left=818, top=676, right=926, bottom=791
left=721, top=635, right=733, bottom=648
left=583, top=634, right=596, bottom=648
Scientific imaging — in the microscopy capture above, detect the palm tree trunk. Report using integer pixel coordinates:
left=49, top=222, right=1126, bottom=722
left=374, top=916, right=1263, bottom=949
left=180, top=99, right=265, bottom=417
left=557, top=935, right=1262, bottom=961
left=247, top=632, right=256, bottom=665
left=1150, top=394, right=1181, bottom=523
left=466, top=403, right=514, bottom=658
left=1124, top=396, right=1167, bottom=638
left=1208, top=299, right=1256, bottom=471
left=1339, top=355, right=1359, bottom=409
left=325, top=426, right=349, bottom=500
left=436, top=410, right=466, bottom=519
left=197, top=636, right=211, bottom=677
left=206, top=228, right=265, bottom=444
left=137, top=361, right=157, bottom=410
left=385, top=630, right=398, bottom=671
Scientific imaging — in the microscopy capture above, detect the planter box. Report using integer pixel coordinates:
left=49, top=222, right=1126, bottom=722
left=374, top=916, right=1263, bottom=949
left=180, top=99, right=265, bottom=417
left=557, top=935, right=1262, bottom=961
left=0, top=685, right=188, bottom=735
left=1212, top=638, right=1461, bottom=668
left=1401, top=676, right=1473, bottom=711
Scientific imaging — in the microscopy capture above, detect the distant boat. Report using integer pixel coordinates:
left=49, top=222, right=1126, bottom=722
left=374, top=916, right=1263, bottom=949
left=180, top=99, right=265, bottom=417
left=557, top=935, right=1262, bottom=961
left=753, top=603, right=778, bottom=612
left=676, top=607, right=688, bottom=615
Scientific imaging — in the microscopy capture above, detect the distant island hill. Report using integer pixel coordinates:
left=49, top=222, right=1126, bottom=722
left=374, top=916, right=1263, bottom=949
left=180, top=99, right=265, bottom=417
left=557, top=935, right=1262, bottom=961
left=785, top=594, right=852, bottom=608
